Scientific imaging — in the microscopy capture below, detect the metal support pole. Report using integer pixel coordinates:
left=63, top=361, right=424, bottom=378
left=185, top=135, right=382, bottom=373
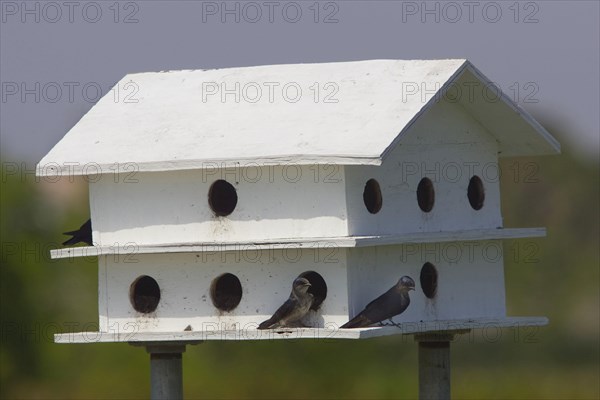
left=415, top=333, right=454, bottom=400
left=146, top=344, right=186, bottom=400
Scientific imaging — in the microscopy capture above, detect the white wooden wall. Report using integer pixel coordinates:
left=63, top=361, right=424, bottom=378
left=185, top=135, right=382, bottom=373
left=346, top=241, right=507, bottom=322
left=98, top=248, right=349, bottom=333
left=88, top=98, right=503, bottom=246
left=90, top=165, right=348, bottom=246
left=345, top=99, right=502, bottom=236
left=97, top=242, right=506, bottom=333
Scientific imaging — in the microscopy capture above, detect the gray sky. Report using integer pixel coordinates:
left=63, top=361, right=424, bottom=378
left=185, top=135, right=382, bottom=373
left=1, top=1, right=598, bottom=163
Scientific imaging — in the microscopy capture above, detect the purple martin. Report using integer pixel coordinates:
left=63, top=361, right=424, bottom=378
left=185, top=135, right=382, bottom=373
left=62, top=219, right=92, bottom=246
left=258, top=277, right=314, bottom=330
left=341, top=276, right=415, bottom=329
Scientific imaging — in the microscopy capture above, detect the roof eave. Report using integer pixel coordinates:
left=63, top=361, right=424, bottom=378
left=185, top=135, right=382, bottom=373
left=36, top=154, right=383, bottom=177
left=464, top=62, right=561, bottom=156
left=379, top=60, right=561, bottom=164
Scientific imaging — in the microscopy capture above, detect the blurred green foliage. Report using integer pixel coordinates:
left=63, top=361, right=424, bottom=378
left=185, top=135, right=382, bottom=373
left=1, top=133, right=598, bottom=399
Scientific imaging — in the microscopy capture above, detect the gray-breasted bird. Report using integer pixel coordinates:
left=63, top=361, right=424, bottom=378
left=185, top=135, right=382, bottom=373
left=258, top=277, right=314, bottom=330
left=341, top=276, right=415, bottom=329
left=62, top=219, right=92, bottom=246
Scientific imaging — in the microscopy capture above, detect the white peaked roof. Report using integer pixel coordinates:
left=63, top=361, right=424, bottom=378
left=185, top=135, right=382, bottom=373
left=37, top=59, right=560, bottom=176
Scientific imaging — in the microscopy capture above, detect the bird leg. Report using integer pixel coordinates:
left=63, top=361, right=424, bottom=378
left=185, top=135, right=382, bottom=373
left=379, top=318, right=403, bottom=329
left=388, top=318, right=403, bottom=329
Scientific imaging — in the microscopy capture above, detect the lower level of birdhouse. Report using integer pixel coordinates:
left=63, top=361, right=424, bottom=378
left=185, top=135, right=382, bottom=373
left=91, top=241, right=515, bottom=338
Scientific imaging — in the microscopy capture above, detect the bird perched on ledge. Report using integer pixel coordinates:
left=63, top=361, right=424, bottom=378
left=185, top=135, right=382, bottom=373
left=62, top=219, right=92, bottom=246
left=258, top=277, right=314, bottom=329
left=341, top=276, right=415, bottom=329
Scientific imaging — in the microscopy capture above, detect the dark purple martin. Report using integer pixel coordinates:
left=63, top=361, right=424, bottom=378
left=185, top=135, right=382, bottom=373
left=62, top=219, right=92, bottom=246
left=341, top=276, right=415, bottom=329
left=258, top=277, right=314, bottom=330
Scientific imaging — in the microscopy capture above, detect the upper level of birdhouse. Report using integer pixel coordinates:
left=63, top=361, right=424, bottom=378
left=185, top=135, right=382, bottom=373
left=37, top=60, right=559, bottom=249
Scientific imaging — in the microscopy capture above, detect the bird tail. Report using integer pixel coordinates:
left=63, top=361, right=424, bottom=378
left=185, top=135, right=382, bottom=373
left=340, top=315, right=371, bottom=329
left=257, top=319, right=275, bottom=330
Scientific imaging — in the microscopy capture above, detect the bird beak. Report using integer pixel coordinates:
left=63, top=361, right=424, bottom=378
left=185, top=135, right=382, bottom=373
left=409, top=286, right=415, bottom=291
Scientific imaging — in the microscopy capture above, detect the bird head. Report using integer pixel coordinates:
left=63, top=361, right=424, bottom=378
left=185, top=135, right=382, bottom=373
left=293, top=277, right=312, bottom=293
left=398, top=276, right=416, bottom=291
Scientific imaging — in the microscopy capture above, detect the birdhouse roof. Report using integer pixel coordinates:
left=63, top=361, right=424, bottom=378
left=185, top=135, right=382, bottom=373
left=37, top=59, right=560, bottom=176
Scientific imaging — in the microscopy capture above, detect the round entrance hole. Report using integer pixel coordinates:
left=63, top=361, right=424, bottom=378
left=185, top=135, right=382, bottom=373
left=208, top=180, right=238, bottom=217
left=130, top=275, right=161, bottom=313
left=298, top=271, right=328, bottom=311
left=467, top=175, right=485, bottom=210
left=210, top=273, right=243, bottom=312
left=417, top=177, right=435, bottom=212
left=363, top=179, right=383, bottom=214
left=420, top=262, right=438, bottom=299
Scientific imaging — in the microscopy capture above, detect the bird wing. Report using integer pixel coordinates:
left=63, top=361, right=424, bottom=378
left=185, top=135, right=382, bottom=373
left=258, top=297, right=298, bottom=329
left=362, top=287, right=409, bottom=322
left=342, top=287, right=409, bottom=329
left=340, top=314, right=373, bottom=329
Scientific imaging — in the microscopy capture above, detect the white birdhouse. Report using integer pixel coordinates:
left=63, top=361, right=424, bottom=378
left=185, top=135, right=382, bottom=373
left=38, top=60, right=560, bottom=343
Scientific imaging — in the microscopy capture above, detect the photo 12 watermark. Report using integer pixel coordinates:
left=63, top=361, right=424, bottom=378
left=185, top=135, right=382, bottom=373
left=0, top=240, right=141, bottom=264
left=399, top=1, right=540, bottom=24
left=398, top=241, right=541, bottom=265
left=1, top=1, right=141, bottom=24
left=201, top=81, right=339, bottom=104
left=1, top=80, right=139, bottom=104
left=196, top=243, right=342, bottom=264
left=196, top=163, right=343, bottom=184
left=398, top=160, right=541, bottom=185
left=401, top=80, right=540, bottom=105
left=0, top=321, right=134, bottom=344
left=2, top=161, right=140, bottom=184
left=200, top=1, right=340, bottom=24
